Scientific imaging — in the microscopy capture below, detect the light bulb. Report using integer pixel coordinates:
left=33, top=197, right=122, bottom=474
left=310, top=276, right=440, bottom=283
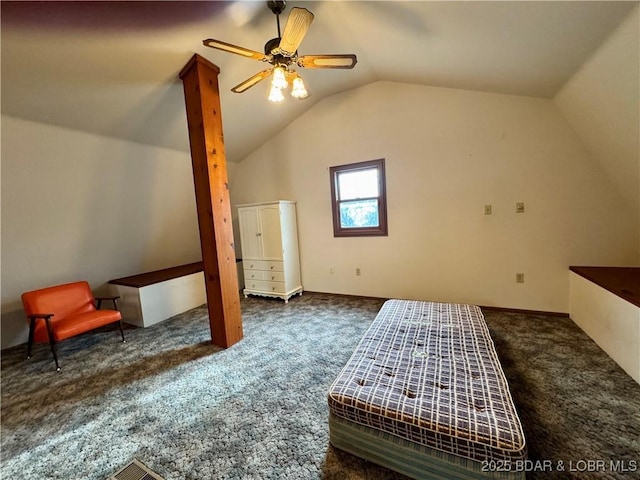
left=268, top=84, right=285, bottom=102
left=271, top=66, right=288, bottom=90
left=291, top=75, right=308, bottom=99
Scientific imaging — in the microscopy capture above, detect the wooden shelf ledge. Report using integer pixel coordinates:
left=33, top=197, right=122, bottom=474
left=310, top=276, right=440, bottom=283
left=109, top=262, right=204, bottom=289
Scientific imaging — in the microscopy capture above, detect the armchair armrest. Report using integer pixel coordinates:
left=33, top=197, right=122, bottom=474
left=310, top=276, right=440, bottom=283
left=95, top=296, right=120, bottom=310
left=27, top=313, right=54, bottom=320
left=26, top=312, right=55, bottom=338
left=26, top=313, right=55, bottom=332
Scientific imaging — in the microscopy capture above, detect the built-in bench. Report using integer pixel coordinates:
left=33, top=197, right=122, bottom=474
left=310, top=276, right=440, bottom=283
left=569, top=266, right=640, bottom=384
left=109, top=263, right=206, bottom=328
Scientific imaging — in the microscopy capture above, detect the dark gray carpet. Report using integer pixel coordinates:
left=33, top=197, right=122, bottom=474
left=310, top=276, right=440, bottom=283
left=1, top=293, right=639, bottom=479
left=485, top=310, right=640, bottom=479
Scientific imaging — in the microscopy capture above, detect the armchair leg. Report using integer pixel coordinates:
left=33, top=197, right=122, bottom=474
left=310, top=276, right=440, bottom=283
left=27, top=318, right=36, bottom=359
left=118, top=320, right=126, bottom=343
left=44, top=318, right=61, bottom=372
left=110, top=298, right=126, bottom=343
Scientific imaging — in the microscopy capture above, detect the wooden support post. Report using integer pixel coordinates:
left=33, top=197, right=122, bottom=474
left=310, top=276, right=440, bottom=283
left=179, top=54, right=243, bottom=348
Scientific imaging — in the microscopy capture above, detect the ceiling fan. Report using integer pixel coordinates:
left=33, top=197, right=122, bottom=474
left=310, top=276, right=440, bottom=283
left=203, top=0, right=357, bottom=101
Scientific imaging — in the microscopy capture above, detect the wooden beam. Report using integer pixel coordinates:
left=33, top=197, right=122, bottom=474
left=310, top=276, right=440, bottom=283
left=179, top=54, right=243, bottom=348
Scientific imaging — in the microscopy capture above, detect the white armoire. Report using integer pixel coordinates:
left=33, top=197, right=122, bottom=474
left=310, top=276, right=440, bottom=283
left=237, top=201, right=303, bottom=303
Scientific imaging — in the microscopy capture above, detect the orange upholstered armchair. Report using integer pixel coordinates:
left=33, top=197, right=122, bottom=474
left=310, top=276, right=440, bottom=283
left=21, top=281, right=126, bottom=371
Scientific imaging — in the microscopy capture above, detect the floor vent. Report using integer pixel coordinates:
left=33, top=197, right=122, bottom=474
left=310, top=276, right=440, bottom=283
left=109, top=459, right=165, bottom=480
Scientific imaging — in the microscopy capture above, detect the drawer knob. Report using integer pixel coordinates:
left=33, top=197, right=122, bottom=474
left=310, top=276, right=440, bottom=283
left=270, top=265, right=274, bottom=270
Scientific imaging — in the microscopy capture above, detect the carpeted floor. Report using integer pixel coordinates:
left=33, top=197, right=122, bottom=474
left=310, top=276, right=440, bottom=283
left=1, top=292, right=639, bottom=479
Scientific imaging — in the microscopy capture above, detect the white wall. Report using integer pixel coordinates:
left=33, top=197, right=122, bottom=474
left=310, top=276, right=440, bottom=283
left=1, top=116, right=202, bottom=348
left=555, top=5, right=640, bottom=259
left=229, top=81, right=638, bottom=313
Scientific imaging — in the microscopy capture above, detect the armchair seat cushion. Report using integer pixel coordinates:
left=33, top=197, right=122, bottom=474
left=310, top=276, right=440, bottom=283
left=33, top=309, right=123, bottom=343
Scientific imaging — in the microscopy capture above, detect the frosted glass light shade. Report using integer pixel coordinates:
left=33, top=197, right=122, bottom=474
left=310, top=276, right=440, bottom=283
left=291, top=75, right=308, bottom=99
left=271, top=66, right=288, bottom=90
left=268, top=84, right=285, bottom=102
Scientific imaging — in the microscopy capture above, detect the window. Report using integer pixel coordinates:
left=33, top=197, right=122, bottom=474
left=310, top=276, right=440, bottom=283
left=330, top=158, right=388, bottom=237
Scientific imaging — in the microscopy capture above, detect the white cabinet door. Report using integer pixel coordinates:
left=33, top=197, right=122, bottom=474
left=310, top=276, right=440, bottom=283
left=239, top=207, right=262, bottom=260
left=259, top=205, right=284, bottom=261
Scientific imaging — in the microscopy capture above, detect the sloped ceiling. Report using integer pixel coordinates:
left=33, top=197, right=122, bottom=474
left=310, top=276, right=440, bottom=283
left=1, top=1, right=636, bottom=163
left=555, top=5, right=639, bottom=225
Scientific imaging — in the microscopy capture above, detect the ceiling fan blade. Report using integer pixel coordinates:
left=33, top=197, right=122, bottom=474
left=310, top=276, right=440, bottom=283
left=231, top=69, right=272, bottom=93
left=278, top=7, right=314, bottom=57
left=203, top=38, right=267, bottom=62
left=298, top=54, right=358, bottom=69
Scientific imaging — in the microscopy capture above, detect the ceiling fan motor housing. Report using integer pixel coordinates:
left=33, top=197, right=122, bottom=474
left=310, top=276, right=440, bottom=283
left=264, top=37, right=282, bottom=56
left=265, top=37, right=295, bottom=67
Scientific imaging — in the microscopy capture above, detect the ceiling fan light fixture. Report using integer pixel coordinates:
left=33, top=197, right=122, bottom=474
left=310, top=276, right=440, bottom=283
left=268, top=83, right=285, bottom=103
left=271, top=65, right=288, bottom=89
left=291, top=74, right=308, bottom=99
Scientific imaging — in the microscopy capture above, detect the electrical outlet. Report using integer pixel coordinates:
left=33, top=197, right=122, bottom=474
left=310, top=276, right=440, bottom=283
left=329, top=266, right=335, bottom=274
left=516, top=202, right=525, bottom=213
left=484, top=205, right=492, bottom=215
left=516, top=273, right=525, bottom=283
left=355, top=267, right=361, bottom=276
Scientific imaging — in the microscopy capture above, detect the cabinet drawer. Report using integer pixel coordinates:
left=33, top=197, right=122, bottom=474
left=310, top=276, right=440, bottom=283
left=264, top=271, right=285, bottom=282
left=245, top=280, right=285, bottom=294
left=243, top=270, right=285, bottom=282
left=244, top=270, right=264, bottom=281
left=243, top=260, right=284, bottom=272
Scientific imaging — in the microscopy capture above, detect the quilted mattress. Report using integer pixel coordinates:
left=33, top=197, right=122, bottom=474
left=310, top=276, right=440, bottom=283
left=328, top=299, right=527, bottom=465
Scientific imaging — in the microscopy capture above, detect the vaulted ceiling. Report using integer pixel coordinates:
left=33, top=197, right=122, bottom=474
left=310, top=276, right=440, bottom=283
left=1, top=1, right=636, bottom=162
